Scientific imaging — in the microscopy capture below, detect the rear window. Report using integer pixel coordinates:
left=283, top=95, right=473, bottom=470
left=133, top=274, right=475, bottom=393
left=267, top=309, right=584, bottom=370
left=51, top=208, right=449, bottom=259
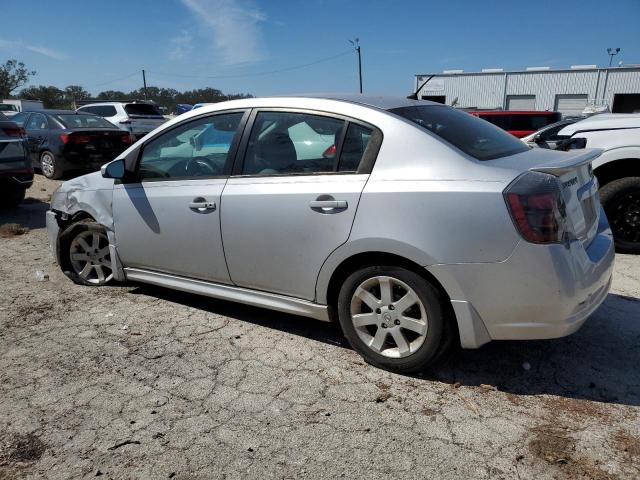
left=391, top=105, right=529, bottom=161
left=124, top=103, right=162, bottom=116
left=54, top=114, right=117, bottom=129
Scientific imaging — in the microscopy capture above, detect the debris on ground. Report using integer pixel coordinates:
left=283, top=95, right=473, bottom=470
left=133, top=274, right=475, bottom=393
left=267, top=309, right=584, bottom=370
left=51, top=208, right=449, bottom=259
left=0, top=223, right=29, bottom=238
left=35, top=270, right=49, bottom=282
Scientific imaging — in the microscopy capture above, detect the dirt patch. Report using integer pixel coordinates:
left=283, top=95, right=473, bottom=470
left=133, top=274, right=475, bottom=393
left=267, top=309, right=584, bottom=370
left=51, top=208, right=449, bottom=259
left=542, top=396, right=611, bottom=424
left=8, top=301, right=58, bottom=327
left=0, top=433, right=47, bottom=465
left=0, top=223, right=29, bottom=238
left=529, top=424, right=575, bottom=465
left=613, top=429, right=640, bottom=465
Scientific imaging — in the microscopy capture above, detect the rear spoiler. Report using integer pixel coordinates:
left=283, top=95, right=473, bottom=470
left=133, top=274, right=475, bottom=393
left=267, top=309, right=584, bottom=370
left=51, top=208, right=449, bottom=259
left=531, top=148, right=602, bottom=176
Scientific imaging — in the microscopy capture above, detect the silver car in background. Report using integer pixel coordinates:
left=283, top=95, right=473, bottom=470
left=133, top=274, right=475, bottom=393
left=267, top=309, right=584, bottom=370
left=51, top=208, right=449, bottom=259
left=46, top=95, right=614, bottom=373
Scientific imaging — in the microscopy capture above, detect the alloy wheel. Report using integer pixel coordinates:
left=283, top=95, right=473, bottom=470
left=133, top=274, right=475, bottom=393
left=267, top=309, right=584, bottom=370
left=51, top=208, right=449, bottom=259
left=69, top=230, right=113, bottom=284
left=350, top=275, right=428, bottom=358
left=608, top=192, right=640, bottom=244
left=40, top=153, right=55, bottom=178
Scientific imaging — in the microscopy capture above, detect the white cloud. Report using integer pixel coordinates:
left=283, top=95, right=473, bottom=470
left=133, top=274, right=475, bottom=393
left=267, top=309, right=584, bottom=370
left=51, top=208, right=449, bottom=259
left=0, top=38, right=67, bottom=61
left=168, top=30, right=194, bottom=60
left=180, top=0, right=266, bottom=65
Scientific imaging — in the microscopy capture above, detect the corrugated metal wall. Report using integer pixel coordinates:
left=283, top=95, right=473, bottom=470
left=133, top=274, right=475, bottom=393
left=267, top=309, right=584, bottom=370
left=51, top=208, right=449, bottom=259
left=416, top=68, right=640, bottom=112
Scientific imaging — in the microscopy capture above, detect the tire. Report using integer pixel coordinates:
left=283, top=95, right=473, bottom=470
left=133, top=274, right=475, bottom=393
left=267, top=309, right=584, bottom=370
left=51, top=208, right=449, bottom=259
left=600, top=176, right=640, bottom=254
left=0, top=188, right=26, bottom=207
left=337, top=265, right=446, bottom=374
left=58, top=219, right=114, bottom=286
left=40, top=150, right=62, bottom=179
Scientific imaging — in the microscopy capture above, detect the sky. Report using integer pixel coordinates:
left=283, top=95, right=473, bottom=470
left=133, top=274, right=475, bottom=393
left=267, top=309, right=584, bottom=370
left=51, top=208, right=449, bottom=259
left=1, top=0, right=639, bottom=97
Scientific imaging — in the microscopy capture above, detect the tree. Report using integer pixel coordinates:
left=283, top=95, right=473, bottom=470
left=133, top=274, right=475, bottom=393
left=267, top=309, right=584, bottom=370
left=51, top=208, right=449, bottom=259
left=64, top=85, right=90, bottom=106
left=96, top=90, right=127, bottom=100
left=0, top=60, right=36, bottom=98
left=20, top=85, right=66, bottom=109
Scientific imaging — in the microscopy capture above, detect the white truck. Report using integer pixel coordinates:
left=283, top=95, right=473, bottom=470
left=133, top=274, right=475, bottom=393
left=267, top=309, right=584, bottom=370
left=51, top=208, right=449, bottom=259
left=1, top=99, right=44, bottom=117
left=556, top=114, right=640, bottom=254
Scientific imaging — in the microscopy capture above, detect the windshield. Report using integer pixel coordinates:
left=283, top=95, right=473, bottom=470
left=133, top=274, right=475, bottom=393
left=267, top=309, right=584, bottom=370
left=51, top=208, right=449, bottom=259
left=54, top=114, right=117, bottom=129
left=0, top=104, right=17, bottom=112
left=390, top=105, right=529, bottom=161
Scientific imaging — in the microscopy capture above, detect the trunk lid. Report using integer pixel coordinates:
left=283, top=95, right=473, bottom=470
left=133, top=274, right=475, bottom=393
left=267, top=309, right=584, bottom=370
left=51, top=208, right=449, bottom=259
left=61, top=129, right=132, bottom=160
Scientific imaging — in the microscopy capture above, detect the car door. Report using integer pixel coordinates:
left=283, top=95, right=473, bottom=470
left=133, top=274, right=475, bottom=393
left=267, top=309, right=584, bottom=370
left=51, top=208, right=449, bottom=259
left=112, top=110, right=248, bottom=283
left=24, top=112, right=49, bottom=163
left=221, top=109, right=382, bottom=301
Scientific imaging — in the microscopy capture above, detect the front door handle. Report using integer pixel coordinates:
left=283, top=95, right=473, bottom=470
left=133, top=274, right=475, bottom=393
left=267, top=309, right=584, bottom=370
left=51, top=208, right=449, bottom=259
left=189, top=197, right=216, bottom=212
left=309, top=198, right=348, bottom=213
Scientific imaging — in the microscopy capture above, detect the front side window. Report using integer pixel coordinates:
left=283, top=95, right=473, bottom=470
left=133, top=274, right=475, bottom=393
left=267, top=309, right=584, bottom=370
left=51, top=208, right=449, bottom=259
left=242, top=111, right=345, bottom=175
left=391, top=105, right=528, bottom=161
left=137, top=112, right=243, bottom=180
left=26, top=113, right=48, bottom=130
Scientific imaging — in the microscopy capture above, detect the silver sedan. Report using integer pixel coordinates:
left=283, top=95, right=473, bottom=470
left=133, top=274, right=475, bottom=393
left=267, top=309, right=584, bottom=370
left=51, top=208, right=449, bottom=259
left=46, top=95, right=614, bottom=373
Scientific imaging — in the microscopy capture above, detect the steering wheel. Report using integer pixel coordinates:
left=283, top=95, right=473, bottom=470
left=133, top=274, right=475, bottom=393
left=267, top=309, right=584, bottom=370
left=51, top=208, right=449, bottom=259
left=185, top=157, right=217, bottom=176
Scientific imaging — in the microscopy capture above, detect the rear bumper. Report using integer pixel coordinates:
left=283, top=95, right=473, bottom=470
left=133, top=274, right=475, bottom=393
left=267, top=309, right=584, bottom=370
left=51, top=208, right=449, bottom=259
left=0, top=171, right=34, bottom=190
left=428, top=210, right=615, bottom=348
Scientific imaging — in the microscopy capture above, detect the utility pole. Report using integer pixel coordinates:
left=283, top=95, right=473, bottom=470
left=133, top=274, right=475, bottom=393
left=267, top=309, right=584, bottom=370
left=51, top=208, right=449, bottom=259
left=349, top=38, right=362, bottom=94
left=607, top=48, right=620, bottom=67
left=142, top=69, right=148, bottom=100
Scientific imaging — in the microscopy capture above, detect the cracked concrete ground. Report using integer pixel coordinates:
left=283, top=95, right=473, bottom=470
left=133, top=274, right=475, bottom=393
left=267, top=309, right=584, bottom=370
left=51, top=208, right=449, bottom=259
left=1, top=176, right=639, bottom=479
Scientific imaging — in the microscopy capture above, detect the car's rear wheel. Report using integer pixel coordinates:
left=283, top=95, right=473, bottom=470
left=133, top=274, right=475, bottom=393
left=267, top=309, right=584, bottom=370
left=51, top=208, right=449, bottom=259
left=59, top=220, right=114, bottom=286
left=337, top=265, right=445, bottom=373
left=600, top=177, right=640, bottom=254
left=40, top=150, right=62, bottom=179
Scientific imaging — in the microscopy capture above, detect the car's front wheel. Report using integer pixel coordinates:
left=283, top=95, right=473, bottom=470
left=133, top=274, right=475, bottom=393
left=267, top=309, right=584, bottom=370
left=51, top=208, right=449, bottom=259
left=600, top=176, right=640, bottom=254
left=59, top=220, right=114, bottom=286
left=337, top=265, right=446, bottom=373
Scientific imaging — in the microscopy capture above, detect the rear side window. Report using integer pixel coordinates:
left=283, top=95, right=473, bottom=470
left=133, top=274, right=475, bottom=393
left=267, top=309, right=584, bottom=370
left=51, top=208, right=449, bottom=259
left=94, top=106, right=117, bottom=117
left=125, top=103, right=162, bottom=116
left=391, top=105, right=528, bottom=161
left=26, top=113, right=48, bottom=130
left=10, top=112, right=29, bottom=125
left=338, top=123, right=373, bottom=172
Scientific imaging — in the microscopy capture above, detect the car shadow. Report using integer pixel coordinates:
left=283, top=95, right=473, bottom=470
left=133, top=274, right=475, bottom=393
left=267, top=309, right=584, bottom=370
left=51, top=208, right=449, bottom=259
left=0, top=198, right=49, bottom=230
left=130, top=284, right=640, bottom=407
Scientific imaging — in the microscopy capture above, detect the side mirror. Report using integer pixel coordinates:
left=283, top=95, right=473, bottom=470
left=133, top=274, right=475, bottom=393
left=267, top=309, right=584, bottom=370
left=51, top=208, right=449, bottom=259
left=101, top=158, right=126, bottom=179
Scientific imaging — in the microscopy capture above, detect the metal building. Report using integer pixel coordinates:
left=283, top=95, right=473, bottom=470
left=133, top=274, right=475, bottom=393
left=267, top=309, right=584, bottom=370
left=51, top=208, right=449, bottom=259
left=413, top=65, right=640, bottom=116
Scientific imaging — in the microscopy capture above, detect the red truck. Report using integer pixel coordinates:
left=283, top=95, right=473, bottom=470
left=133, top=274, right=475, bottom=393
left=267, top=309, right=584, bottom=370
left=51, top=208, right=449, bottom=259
left=466, top=110, right=562, bottom=138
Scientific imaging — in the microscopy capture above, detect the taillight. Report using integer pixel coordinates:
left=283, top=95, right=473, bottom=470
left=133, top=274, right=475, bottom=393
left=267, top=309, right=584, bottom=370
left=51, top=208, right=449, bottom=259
left=504, top=171, right=569, bottom=244
left=60, top=133, right=91, bottom=144
left=322, top=144, right=337, bottom=158
left=121, top=134, right=133, bottom=145
left=1, top=126, right=25, bottom=137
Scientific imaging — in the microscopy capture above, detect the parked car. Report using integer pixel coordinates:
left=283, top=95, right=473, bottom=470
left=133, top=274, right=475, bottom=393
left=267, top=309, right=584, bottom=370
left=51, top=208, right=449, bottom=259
left=467, top=110, right=562, bottom=138
left=0, top=112, right=32, bottom=206
left=175, top=104, right=193, bottom=116
left=76, top=101, right=166, bottom=139
left=521, top=118, right=581, bottom=149
left=555, top=113, right=640, bottom=253
left=11, top=110, right=133, bottom=179
left=46, top=95, right=613, bottom=373
left=0, top=103, right=19, bottom=117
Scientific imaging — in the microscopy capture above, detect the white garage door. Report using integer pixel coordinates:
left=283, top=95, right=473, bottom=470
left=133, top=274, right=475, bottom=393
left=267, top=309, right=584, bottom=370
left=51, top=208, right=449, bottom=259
left=506, top=95, right=536, bottom=110
left=554, top=94, right=588, bottom=116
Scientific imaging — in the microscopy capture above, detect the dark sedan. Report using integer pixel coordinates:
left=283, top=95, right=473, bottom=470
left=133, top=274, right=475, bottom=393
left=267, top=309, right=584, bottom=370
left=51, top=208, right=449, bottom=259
left=0, top=112, right=33, bottom=206
left=11, top=110, right=133, bottom=179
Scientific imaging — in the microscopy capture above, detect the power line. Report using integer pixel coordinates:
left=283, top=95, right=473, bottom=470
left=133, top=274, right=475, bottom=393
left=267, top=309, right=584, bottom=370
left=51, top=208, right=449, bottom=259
left=147, top=50, right=352, bottom=80
left=85, top=71, right=140, bottom=88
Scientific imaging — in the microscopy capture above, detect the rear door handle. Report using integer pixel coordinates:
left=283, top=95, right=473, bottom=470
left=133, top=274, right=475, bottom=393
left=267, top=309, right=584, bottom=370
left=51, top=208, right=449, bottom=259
left=309, top=199, right=348, bottom=213
left=189, top=198, right=216, bottom=212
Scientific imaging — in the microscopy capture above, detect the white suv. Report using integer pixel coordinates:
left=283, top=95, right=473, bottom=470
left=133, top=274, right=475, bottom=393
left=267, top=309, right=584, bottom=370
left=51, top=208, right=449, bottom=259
left=76, top=102, right=166, bottom=139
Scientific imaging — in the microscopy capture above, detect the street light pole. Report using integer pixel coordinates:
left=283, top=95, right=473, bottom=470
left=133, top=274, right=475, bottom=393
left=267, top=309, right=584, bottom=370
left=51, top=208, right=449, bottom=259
left=607, top=47, right=620, bottom=67
left=349, top=38, right=362, bottom=94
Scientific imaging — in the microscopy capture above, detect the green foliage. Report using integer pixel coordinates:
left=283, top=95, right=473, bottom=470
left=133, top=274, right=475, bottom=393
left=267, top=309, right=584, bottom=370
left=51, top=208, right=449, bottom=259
left=0, top=60, right=36, bottom=98
left=20, top=85, right=67, bottom=109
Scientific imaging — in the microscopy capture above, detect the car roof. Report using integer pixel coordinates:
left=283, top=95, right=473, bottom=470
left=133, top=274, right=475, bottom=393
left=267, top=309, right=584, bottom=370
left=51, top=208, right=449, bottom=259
left=25, top=109, right=92, bottom=115
left=559, top=113, right=640, bottom=135
left=279, top=93, right=440, bottom=111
